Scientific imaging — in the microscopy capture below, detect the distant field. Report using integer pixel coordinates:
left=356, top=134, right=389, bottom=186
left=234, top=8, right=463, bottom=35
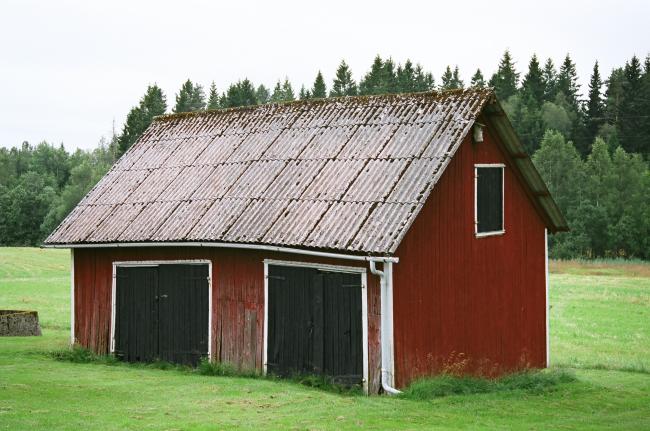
left=1, top=247, right=649, bottom=430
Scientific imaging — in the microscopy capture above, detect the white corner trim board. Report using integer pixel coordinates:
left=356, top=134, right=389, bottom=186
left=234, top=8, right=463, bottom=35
left=545, top=228, right=550, bottom=367
left=70, top=248, right=75, bottom=345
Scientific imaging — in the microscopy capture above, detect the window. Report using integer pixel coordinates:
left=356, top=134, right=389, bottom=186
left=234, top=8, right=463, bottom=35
left=475, top=164, right=504, bottom=236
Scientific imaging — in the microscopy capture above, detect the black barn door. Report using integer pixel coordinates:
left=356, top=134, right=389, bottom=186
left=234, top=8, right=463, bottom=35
left=114, top=264, right=209, bottom=366
left=267, top=265, right=363, bottom=384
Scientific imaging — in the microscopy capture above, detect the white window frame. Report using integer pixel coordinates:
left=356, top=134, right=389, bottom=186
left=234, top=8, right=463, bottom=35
left=110, top=259, right=213, bottom=360
left=263, top=259, right=369, bottom=394
left=474, top=163, right=506, bottom=238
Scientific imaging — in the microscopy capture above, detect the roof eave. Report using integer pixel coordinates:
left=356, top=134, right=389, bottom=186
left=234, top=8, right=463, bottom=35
left=483, top=100, right=569, bottom=233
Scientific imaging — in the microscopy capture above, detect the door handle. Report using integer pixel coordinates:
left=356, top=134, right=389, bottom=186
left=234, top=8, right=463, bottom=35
left=160, top=294, right=168, bottom=299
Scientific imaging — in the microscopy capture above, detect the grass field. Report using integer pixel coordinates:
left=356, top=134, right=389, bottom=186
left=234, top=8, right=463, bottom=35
left=1, top=248, right=649, bottom=430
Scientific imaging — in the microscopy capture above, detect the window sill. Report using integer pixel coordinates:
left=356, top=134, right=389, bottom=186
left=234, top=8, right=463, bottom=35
left=475, top=230, right=505, bottom=238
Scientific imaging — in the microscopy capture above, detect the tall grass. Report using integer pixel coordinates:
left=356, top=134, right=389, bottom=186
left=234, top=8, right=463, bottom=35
left=400, top=369, right=576, bottom=400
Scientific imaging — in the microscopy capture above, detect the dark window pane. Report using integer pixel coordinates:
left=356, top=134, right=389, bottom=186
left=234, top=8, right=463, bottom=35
left=476, top=167, right=503, bottom=233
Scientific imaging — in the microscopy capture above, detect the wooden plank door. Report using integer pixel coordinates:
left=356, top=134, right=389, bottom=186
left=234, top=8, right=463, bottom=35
left=266, top=265, right=363, bottom=383
left=114, top=266, right=159, bottom=362
left=157, top=264, right=209, bottom=366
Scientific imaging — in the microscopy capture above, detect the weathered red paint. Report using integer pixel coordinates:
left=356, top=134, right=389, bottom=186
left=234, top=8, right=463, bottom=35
left=392, top=126, right=547, bottom=387
left=73, top=122, right=547, bottom=393
left=73, top=247, right=383, bottom=393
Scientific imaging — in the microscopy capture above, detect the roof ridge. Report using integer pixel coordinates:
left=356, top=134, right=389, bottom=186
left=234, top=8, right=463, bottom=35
left=153, top=88, right=495, bottom=123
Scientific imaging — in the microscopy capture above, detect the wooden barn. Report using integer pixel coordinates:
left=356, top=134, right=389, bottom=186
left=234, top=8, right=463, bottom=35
left=44, top=88, right=568, bottom=394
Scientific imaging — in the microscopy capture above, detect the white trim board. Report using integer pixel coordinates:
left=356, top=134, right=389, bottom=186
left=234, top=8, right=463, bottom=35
left=70, top=249, right=75, bottom=345
left=263, top=259, right=369, bottom=394
left=109, top=259, right=213, bottom=361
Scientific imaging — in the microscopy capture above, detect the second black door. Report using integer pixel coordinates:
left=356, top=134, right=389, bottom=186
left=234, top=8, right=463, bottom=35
left=266, top=265, right=363, bottom=384
left=114, top=263, right=209, bottom=366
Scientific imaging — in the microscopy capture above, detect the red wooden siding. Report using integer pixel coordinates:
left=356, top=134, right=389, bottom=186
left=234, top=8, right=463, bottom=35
left=73, top=247, right=383, bottom=393
left=392, top=126, right=547, bottom=387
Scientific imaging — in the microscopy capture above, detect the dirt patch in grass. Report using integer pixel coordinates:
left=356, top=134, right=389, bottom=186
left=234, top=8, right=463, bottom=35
left=550, top=259, right=650, bottom=278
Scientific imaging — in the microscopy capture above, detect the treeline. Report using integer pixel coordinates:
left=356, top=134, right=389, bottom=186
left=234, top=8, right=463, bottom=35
left=1, top=52, right=649, bottom=258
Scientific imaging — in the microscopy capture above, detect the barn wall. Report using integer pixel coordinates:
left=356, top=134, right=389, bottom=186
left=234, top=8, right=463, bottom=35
left=73, top=247, right=383, bottom=393
left=392, top=127, right=547, bottom=387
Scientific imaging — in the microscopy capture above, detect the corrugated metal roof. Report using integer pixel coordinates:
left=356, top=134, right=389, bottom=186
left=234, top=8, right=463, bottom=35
left=45, top=88, right=567, bottom=253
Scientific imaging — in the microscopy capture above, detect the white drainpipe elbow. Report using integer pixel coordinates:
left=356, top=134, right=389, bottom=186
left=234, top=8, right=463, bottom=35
left=369, top=259, right=401, bottom=395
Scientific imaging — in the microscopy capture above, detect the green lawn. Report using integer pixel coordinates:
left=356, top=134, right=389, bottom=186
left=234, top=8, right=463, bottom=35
left=1, top=248, right=649, bottom=430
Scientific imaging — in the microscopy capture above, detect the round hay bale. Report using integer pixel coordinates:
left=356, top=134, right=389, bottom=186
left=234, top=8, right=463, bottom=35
left=0, top=310, right=42, bottom=336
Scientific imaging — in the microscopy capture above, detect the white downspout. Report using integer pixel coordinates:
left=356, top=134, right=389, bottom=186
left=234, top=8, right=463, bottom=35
left=369, top=260, right=401, bottom=395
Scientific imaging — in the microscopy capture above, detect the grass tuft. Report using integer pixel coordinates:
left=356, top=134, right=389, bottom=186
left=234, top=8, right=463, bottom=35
left=400, top=369, right=576, bottom=400
left=50, top=345, right=119, bottom=365
left=286, top=373, right=363, bottom=395
left=195, top=358, right=259, bottom=378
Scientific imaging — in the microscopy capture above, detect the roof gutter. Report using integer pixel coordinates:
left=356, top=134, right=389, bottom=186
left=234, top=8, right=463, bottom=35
left=369, top=260, right=401, bottom=395
left=42, top=241, right=399, bottom=263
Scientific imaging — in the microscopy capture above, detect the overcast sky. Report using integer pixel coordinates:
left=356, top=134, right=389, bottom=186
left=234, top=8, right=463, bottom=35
left=1, top=0, right=648, bottom=150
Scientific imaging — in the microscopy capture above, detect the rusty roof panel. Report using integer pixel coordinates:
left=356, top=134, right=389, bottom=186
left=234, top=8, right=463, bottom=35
left=45, top=89, right=511, bottom=252
left=187, top=198, right=250, bottom=241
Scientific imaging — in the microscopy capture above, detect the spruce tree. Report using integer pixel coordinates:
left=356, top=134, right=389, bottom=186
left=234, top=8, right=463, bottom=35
left=255, top=84, right=270, bottom=104
left=282, top=78, right=295, bottom=101
left=207, top=82, right=220, bottom=110
left=311, top=71, right=327, bottom=98
left=223, top=79, right=258, bottom=108
left=189, top=83, right=206, bottom=111
left=117, top=84, right=167, bottom=155
left=470, top=69, right=486, bottom=88
left=271, top=80, right=284, bottom=102
left=359, top=55, right=384, bottom=95
left=330, top=60, right=357, bottom=97
left=397, top=60, right=416, bottom=93
left=173, top=79, right=195, bottom=113
left=619, top=55, right=645, bottom=154
left=413, top=64, right=435, bottom=91
left=451, top=66, right=464, bottom=89
left=521, top=54, right=545, bottom=107
left=585, top=61, right=605, bottom=146
left=489, top=50, right=519, bottom=100
left=299, top=85, right=311, bottom=100
left=542, top=58, right=557, bottom=101
left=556, top=54, right=581, bottom=109
left=440, top=66, right=454, bottom=90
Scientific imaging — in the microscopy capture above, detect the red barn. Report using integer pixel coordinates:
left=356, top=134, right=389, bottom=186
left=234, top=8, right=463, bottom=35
left=44, top=89, right=567, bottom=394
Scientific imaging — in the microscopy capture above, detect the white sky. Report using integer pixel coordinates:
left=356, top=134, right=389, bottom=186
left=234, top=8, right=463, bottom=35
left=1, top=0, right=648, bottom=150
